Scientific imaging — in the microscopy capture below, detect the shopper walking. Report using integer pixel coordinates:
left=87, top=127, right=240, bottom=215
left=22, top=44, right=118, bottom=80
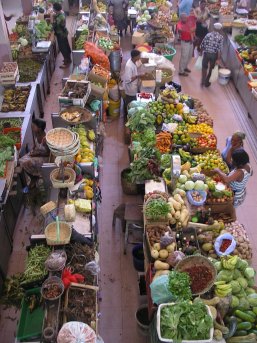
left=52, top=2, right=72, bottom=68
left=221, top=131, right=246, bottom=170
left=194, top=0, right=210, bottom=52
left=19, top=119, right=50, bottom=189
left=177, top=13, right=196, bottom=76
left=178, top=0, right=193, bottom=16
left=110, top=0, right=129, bottom=36
left=213, top=149, right=252, bottom=208
left=123, top=50, right=142, bottom=117
left=200, top=22, right=223, bottom=87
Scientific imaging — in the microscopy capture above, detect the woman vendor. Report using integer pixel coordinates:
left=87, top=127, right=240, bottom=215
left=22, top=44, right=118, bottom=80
left=213, top=148, right=252, bottom=208
left=19, top=118, right=50, bottom=188
left=221, top=131, right=246, bottom=169
left=109, top=0, right=128, bottom=36
left=194, top=0, right=210, bottom=52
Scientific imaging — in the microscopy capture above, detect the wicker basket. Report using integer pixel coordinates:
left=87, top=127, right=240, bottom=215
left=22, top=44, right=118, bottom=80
left=175, top=255, right=216, bottom=295
left=59, top=106, right=93, bottom=124
left=50, top=167, right=76, bottom=189
left=46, top=128, right=75, bottom=149
left=45, top=221, right=71, bottom=245
left=41, top=276, right=64, bottom=301
left=121, top=168, right=138, bottom=195
left=144, top=197, right=170, bottom=224
left=40, top=201, right=57, bottom=216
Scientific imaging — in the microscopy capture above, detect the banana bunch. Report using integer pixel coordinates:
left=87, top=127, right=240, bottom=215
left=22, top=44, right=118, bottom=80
left=179, top=148, right=191, bottom=161
left=215, top=281, right=232, bottom=297
left=221, top=255, right=238, bottom=270
left=161, top=88, right=179, bottom=100
left=184, top=114, right=197, bottom=124
left=87, top=129, right=95, bottom=141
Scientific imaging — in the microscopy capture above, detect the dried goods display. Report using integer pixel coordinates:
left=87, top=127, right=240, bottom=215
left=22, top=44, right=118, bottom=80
left=1, top=86, right=31, bottom=112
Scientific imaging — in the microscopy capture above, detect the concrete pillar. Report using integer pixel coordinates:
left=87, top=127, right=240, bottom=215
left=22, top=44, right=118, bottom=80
left=21, top=0, right=33, bottom=16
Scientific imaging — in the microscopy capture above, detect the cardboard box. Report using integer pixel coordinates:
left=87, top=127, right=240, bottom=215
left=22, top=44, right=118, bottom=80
left=140, top=72, right=156, bottom=92
left=59, top=80, right=91, bottom=106
left=88, top=72, right=107, bottom=98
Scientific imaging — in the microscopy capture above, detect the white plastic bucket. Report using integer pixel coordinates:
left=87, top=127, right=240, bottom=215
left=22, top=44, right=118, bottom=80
left=218, top=68, right=231, bottom=85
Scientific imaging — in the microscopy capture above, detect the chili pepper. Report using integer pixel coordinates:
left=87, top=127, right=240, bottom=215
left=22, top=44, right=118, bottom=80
left=220, top=239, right=232, bottom=253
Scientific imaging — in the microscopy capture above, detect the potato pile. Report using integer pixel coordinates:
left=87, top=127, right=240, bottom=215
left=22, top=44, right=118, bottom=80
left=225, top=221, right=252, bottom=261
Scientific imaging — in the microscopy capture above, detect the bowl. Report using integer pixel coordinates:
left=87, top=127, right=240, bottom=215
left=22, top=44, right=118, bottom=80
left=41, top=276, right=64, bottom=301
left=175, top=255, right=216, bottom=295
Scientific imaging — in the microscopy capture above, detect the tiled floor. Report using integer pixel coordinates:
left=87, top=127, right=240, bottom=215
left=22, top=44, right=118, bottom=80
left=1, top=17, right=257, bottom=343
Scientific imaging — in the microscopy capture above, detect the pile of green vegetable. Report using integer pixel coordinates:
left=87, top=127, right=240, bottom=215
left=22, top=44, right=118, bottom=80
left=0, top=118, right=23, bottom=131
left=161, top=154, right=172, bottom=169
left=235, top=34, right=257, bottom=47
left=160, top=301, right=213, bottom=342
left=131, top=128, right=156, bottom=148
left=75, top=29, right=89, bottom=50
left=145, top=198, right=170, bottom=221
left=168, top=271, right=192, bottom=301
left=130, top=147, right=161, bottom=182
left=18, top=59, right=42, bottom=82
left=21, top=245, right=51, bottom=286
left=35, top=20, right=52, bottom=40
left=126, top=108, right=156, bottom=132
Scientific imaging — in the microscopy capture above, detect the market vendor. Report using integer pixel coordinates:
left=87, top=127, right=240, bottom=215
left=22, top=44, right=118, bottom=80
left=221, top=131, right=246, bottom=170
left=213, top=149, right=252, bottom=208
left=200, top=22, right=223, bottom=87
left=123, top=49, right=143, bottom=117
left=19, top=119, right=50, bottom=189
left=194, top=0, right=210, bottom=52
left=177, top=13, right=196, bottom=76
left=52, top=2, right=72, bottom=68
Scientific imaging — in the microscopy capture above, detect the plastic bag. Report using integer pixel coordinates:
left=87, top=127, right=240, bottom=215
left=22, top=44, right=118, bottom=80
left=150, top=275, right=173, bottom=305
left=209, top=65, right=219, bottom=83
left=194, top=55, right=203, bottom=70
left=214, top=233, right=236, bottom=256
left=84, top=42, right=110, bottom=71
left=85, top=261, right=100, bottom=275
left=57, top=321, right=96, bottom=343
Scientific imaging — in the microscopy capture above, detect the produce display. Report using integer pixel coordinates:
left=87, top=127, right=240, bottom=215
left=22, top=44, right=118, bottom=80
left=34, top=20, right=52, bottom=40
left=194, top=150, right=229, bottom=173
left=61, top=81, right=89, bottom=98
left=97, top=37, right=114, bottom=51
left=75, top=29, right=89, bottom=50
left=73, top=126, right=95, bottom=163
left=159, top=301, right=213, bottom=341
left=18, top=59, right=42, bottom=82
left=1, top=86, right=31, bottom=112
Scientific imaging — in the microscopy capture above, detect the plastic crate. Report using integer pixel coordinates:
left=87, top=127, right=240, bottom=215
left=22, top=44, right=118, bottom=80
left=157, top=303, right=214, bottom=342
left=17, top=287, right=44, bottom=342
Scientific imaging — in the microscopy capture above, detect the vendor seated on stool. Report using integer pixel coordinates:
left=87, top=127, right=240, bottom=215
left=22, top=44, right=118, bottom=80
left=19, top=119, right=50, bottom=189
left=123, top=49, right=143, bottom=119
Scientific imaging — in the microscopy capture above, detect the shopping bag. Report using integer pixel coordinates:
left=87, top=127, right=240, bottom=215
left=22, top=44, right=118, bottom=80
left=214, top=233, right=236, bottom=256
left=209, top=65, right=219, bottom=83
left=194, top=56, right=203, bottom=70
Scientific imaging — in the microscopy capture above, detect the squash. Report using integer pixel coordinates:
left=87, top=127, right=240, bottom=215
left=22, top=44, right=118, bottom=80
left=180, top=208, right=189, bottom=224
left=159, top=249, right=169, bottom=259
left=154, top=260, right=170, bottom=270
left=209, top=306, right=217, bottom=320
left=166, top=242, right=176, bottom=253
left=151, top=249, right=159, bottom=259
left=153, top=243, right=161, bottom=251
left=174, top=211, right=181, bottom=220
left=201, top=297, right=220, bottom=306
left=174, top=194, right=184, bottom=205
left=168, top=197, right=181, bottom=211
left=181, top=161, right=191, bottom=172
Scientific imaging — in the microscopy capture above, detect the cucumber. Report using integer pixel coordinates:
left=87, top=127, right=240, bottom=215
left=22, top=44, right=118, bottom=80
left=237, top=322, right=252, bottom=331
left=224, top=316, right=238, bottom=339
left=245, top=311, right=256, bottom=319
left=252, top=307, right=257, bottom=316
left=234, top=330, right=248, bottom=336
left=249, top=329, right=257, bottom=336
left=235, top=310, right=256, bottom=323
left=227, top=333, right=257, bottom=343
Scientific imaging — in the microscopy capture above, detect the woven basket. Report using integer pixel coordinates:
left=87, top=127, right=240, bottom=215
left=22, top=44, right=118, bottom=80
left=59, top=106, right=93, bottom=124
left=40, top=201, right=57, bottom=216
left=144, top=197, right=170, bottom=223
left=121, top=168, right=138, bottom=195
left=46, top=128, right=75, bottom=149
left=50, top=167, right=76, bottom=188
left=45, top=221, right=71, bottom=245
left=175, top=255, right=216, bottom=295
left=41, top=276, right=64, bottom=301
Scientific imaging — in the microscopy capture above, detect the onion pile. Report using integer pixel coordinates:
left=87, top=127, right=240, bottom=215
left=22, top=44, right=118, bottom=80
left=225, top=221, right=252, bottom=261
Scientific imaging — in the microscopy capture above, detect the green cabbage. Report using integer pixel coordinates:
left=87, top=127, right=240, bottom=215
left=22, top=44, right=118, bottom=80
left=247, top=278, right=255, bottom=287
left=247, top=293, right=257, bottom=307
left=236, top=258, right=248, bottom=271
left=231, top=295, right=239, bottom=308
left=214, top=261, right=222, bottom=272
left=238, top=297, right=250, bottom=310
left=161, top=154, right=172, bottom=169
left=230, top=280, right=241, bottom=294
left=244, top=267, right=255, bottom=279
left=233, top=269, right=243, bottom=280
left=216, top=270, right=233, bottom=283
left=246, top=287, right=256, bottom=295
left=237, top=277, right=248, bottom=289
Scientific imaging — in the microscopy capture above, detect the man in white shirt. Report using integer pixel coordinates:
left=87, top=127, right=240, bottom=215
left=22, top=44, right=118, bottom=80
left=123, top=49, right=142, bottom=118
